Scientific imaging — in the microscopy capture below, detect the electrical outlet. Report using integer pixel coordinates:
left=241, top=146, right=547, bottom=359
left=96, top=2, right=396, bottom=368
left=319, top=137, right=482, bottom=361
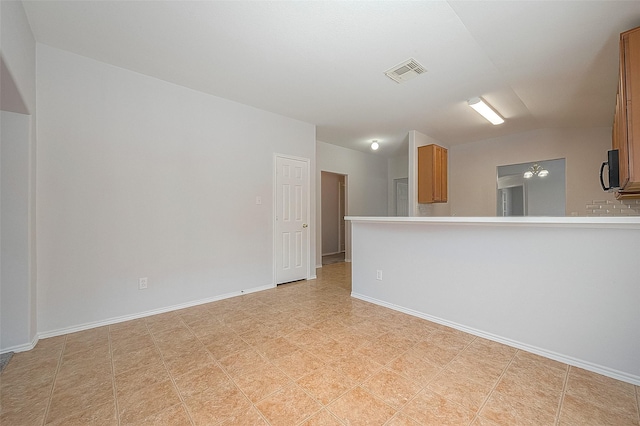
left=139, top=277, right=148, bottom=290
left=376, top=270, right=383, bottom=280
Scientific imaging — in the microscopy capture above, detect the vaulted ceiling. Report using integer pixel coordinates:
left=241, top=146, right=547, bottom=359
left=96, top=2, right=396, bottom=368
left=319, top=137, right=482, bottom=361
left=22, top=1, right=640, bottom=156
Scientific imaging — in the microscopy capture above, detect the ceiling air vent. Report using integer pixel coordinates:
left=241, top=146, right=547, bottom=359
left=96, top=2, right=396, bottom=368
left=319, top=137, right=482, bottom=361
left=384, top=58, right=427, bottom=83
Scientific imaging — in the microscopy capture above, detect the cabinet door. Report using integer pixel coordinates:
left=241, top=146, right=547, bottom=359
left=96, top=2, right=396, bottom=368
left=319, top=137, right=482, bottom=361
left=418, top=144, right=448, bottom=203
left=619, top=26, right=640, bottom=193
left=434, top=146, right=447, bottom=202
left=614, top=90, right=630, bottom=189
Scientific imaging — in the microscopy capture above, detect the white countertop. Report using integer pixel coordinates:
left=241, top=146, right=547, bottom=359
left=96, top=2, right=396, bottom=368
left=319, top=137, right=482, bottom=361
left=345, top=216, right=640, bottom=229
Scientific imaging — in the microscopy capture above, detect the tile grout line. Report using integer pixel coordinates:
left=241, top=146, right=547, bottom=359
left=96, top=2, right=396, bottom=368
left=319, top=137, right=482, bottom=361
left=184, top=309, right=276, bottom=426
left=636, top=385, right=640, bottom=425
left=468, top=347, right=520, bottom=425
left=413, top=334, right=479, bottom=425
left=439, top=335, right=485, bottom=426
left=554, top=364, right=571, bottom=426
left=242, top=286, right=375, bottom=425
left=236, top=331, right=291, bottom=416
left=320, top=332, right=392, bottom=425
left=315, top=319, right=400, bottom=425
left=41, top=335, right=67, bottom=426
left=383, top=335, right=474, bottom=426
left=145, top=318, right=196, bottom=426
left=251, top=310, right=334, bottom=426
left=107, top=326, right=121, bottom=426
left=374, top=345, right=426, bottom=426
left=12, top=266, right=640, bottom=425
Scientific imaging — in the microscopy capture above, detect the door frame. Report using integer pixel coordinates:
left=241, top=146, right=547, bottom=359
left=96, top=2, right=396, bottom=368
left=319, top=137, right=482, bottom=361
left=394, top=177, right=409, bottom=216
left=319, top=170, right=350, bottom=264
left=337, top=175, right=346, bottom=253
left=320, top=171, right=347, bottom=257
left=273, top=154, right=311, bottom=285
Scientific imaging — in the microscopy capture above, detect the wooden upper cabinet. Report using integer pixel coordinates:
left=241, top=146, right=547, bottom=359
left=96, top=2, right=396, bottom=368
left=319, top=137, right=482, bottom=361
left=418, top=144, right=447, bottom=203
left=615, top=26, right=640, bottom=196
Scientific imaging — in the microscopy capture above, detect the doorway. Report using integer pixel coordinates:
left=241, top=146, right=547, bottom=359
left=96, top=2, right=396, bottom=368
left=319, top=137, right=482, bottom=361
left=394, top=178, right=409, bottom=216
left=498, top=185, right=525, bottom=216
left=321, top=171, right=347, bottom=265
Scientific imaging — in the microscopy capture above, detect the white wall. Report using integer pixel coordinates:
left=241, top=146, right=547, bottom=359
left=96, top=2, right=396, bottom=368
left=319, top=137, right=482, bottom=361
left=316, top=141, right=388, bottom=266
left=0, top=0, right=38, bottom=352
left=36, top=45, right=316, bottom=335
left=526, top=161, right=566, bottom=216
left=1, top=111, right=32, bottom=350
left=350, top=218, right=640, bottom=385
left=1, top=0, right=36, bottom=113
left=450, top=128, right=615, bottom=216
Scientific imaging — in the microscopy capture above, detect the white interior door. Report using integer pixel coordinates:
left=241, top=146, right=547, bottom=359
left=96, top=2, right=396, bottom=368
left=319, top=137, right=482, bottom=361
left=275, top=155, right=309, bottom=284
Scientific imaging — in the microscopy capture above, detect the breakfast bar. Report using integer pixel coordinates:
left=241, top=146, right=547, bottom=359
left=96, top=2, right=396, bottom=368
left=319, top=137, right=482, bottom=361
left=346, top=216, right=640, bottom=385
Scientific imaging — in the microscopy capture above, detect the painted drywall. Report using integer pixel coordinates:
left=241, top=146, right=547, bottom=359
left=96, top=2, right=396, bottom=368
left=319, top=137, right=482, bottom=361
left=525, top=162, right=566, bottom=216
left=316, top=141, right=388, bottom=266
left=1, top=111, right=32, bottom=350
left=350, top=219, right=640, bottom=385
left=36, top=44, right=316, bottom=335
left=0, top=58, right=29, bottom=115
left=0, top=0, right=38, bottom=352
left=1, top=0, right=36, bottom=113
left=408, top=130, right=451, bottom=217
left=497, top=159, right=566, bottom=216
left=449, top=128, right=615, bottom=216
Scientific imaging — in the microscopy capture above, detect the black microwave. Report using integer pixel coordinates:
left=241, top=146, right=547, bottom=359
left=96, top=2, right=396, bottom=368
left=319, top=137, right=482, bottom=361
left=600, top=149, right=620, bottom=192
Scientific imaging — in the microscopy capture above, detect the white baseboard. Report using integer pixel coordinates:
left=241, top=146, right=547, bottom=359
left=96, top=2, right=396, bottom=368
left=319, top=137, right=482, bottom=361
left=37, top=283, right=275, bottom=341
left=322, top=251, right=343, bottom=256
left=0, top=334, right=39, bottom=354
left=351, top=292, right=640, bottom=386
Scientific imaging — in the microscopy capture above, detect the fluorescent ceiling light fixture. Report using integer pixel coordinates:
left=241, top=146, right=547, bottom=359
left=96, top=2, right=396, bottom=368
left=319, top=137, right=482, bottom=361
left=468, top=97, right=504, bottom=125
left=371, top=140, right=380, bottom=150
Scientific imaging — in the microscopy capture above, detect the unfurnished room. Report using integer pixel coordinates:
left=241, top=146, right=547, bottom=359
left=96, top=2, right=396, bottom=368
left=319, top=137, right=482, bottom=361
left=1, top=1, right=640, bottom=425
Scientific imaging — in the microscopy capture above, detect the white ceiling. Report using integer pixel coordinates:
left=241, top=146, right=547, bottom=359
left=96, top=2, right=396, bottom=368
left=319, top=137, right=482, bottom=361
left=21, top=1, right=640, bottom=156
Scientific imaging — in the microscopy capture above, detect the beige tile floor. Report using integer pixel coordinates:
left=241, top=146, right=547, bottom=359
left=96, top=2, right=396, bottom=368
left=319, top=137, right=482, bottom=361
left=1, top=262, right=639, bottom=425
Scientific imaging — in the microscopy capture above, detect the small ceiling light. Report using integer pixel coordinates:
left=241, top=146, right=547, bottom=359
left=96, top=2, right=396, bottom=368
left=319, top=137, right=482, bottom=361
left=371, top=140, right=380, bottom=151
left=468, top=97, right=505, bottom=125
left=524, top=163, right=549, bottom=179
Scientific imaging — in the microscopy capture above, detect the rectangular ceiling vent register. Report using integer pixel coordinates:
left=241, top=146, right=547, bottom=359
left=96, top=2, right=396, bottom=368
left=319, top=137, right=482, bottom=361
left=384, top=58, right=427, bottom=83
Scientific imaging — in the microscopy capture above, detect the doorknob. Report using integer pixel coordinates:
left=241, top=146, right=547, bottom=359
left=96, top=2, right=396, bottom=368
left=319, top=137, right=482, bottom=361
left=302, top=224, right=308, bottom=228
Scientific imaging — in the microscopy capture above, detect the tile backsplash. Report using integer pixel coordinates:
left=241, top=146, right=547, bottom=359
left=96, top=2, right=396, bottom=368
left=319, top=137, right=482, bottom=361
left=586, top=199, right=640, bottom=217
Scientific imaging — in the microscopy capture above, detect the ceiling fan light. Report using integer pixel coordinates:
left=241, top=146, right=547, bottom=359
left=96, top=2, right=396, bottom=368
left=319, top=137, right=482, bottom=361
left=468, top=97, right=505, bottom=125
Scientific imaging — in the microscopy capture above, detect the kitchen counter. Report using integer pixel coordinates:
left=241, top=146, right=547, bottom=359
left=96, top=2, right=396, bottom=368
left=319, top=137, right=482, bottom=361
left=346, top=215, right=640, bottom=229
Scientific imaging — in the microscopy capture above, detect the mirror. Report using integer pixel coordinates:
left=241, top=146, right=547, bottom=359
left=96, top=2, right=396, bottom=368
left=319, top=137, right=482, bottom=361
left=497, top=158, right=566, bottom=216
